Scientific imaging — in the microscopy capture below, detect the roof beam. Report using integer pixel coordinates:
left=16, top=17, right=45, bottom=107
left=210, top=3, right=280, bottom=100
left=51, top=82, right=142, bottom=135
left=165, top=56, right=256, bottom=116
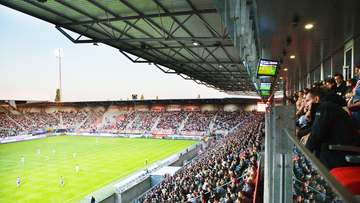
left=124, top=44, right=233, bottom=51
left=58, top=9, right=217, bottom=26
left=132, top=61, right=241, bottom=64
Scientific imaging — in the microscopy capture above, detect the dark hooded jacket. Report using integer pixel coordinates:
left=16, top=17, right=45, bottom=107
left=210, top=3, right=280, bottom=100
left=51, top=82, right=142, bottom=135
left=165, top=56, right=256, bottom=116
left=305, top=92, right=360, bottom=170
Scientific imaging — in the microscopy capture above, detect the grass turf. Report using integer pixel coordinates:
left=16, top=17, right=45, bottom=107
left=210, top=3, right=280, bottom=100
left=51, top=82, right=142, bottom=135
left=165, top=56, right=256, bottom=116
left=0, top=136, right=197, bottom=203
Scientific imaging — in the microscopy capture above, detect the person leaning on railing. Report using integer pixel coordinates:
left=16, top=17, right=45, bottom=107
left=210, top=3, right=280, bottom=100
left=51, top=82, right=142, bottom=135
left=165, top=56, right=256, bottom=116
left=300, top=86, right=360, bottom=170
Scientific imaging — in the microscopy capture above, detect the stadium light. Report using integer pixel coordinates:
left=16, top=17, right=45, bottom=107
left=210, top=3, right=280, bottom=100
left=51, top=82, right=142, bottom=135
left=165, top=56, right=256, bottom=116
left=55, top=49, right=64, bottom=102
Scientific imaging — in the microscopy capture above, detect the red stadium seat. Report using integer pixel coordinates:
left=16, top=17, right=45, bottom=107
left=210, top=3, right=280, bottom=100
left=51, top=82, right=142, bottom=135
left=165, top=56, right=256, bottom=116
left=253, top=157, right=261, bottom=203
left=330, top=166, right=360, bottom=195
left=329, top=131, right=360, bottom=195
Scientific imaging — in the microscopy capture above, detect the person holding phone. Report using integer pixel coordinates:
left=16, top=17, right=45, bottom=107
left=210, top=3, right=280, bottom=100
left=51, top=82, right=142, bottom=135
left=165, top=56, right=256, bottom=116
left=300, top=87, right=360, bottom=170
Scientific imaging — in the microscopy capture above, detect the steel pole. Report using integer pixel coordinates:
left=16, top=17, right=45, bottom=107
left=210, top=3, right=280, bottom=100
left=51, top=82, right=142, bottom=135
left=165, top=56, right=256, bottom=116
left=59, top=56, right=62, bottom=102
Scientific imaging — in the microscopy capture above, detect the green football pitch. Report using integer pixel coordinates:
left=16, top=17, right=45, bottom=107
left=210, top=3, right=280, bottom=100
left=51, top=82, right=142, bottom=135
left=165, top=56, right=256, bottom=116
left=0, top=136, right=197, bottom=203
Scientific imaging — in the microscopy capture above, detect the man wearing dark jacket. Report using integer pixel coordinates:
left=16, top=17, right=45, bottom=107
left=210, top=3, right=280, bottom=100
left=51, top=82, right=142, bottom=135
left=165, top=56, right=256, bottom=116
left=334, top=74, right=347, bottom=97
left=301, top=87, right=360, bottom=170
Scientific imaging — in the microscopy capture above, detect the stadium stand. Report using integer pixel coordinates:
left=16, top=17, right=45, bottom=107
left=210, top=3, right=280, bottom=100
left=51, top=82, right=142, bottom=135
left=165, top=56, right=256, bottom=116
left=214, top=111, right=242, bottom=131
left=99, top=112, right=136, bottom=132
left=61, top=111, right=87, bottom=127
left=155, top=111, right=189, bottom=131
left=0, top=107, right=256, bottom=137
left=138, top=111, right=264, bottom=203
left=182, top=111, right=216, bottom=133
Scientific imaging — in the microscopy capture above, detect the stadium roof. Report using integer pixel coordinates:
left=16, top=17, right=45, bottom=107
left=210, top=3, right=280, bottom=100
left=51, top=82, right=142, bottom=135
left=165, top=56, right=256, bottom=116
left=0, top=0, right=259, bottom=97
left=1, top=0, right=359, bottom=101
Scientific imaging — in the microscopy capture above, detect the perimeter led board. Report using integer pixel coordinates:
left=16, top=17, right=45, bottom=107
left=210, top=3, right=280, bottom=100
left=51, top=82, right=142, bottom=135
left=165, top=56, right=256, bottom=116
left=257, top=59, right=279, bottom=76
left=260, top=83, right=271, bottom=90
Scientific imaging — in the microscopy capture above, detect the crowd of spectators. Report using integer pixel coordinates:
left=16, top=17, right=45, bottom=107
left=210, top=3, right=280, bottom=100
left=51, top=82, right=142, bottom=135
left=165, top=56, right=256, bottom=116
left=182, top=111, right=216, bottom=132
left=79, top=111, right=102, bottom=130
left=156, top=111, right=189, bottom=131
left=8, top=114, right=36, bottom=132
left=61, top=111, right=87, bottom=126
left=42, top=112, right=60, bottom=127
left=99, top=112, right=136, bottom=131
left=1, top=109, right=252, bottom=135
left=286, top=65, right=360, bottom=202
left=133, top=112, right=162, bottom=132
left=0, top=114, right=24, bottom=134
left=293, top=146, right=340, bottom=203
left=139, top=111, right=264, bottom=203
left=214, top=111, right=242, bottom=131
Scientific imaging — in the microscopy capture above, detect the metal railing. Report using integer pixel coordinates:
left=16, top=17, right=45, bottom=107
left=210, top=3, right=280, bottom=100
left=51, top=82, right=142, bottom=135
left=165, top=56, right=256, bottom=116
left=264, top=105, right=357, bottom=203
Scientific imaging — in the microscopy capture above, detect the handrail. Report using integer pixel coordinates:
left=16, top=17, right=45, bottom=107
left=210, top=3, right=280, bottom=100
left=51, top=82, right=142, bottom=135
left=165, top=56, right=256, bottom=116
left=283, top=128, right=357, bottom=203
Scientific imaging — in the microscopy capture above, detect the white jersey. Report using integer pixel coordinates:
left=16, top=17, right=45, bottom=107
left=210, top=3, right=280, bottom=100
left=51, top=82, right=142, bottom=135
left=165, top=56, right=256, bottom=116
left=76, top=165, right=79, bottom=173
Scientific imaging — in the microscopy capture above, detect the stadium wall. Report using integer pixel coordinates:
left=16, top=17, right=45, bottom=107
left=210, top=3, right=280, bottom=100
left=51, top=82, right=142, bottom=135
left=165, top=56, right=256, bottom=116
left=201, top=104, right=219, bottom=111
left=223, top=104, right=242, bottom=111
left=241, top=104, right=257, bottom=111
left=119, top=177, right=151, bottom=203
left=44, top=106, right=77, bottom=113
left=171, top=144, right=202, bottom=167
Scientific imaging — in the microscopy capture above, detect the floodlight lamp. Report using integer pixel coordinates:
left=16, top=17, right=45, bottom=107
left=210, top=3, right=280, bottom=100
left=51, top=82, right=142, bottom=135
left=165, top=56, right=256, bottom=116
left=55, top=49, right=64, bottom=59
left=284, top=68, right=288, bottom=71
left=290, top=55, right=295, bottom=59
left=192, top=41, right=199, bottom=46
left=305, top=24, right=313, bottom=29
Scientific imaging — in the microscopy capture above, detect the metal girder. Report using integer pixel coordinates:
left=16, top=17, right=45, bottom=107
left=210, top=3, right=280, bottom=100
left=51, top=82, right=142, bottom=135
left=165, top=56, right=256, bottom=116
left=124, top=44, right=234, bottom=51
left=131, top=60, right=240, bottom=64
left=58, top=9, right=217, bottom=26
left=56, top=26, right=231, bottom=43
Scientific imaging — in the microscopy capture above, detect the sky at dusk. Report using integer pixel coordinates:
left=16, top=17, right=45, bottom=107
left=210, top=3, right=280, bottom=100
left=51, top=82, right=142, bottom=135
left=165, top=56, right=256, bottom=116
left=0, top=5, right=250, bottom=102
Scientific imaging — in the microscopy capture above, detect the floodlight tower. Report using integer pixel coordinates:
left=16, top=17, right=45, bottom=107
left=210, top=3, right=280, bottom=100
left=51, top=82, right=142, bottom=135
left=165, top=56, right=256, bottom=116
left=55, top=49, right=64, bottom=102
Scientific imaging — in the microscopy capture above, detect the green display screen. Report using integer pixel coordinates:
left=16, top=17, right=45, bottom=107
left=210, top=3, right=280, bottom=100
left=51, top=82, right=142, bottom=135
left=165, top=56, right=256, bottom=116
left=260, top=83, right=271, bottom=90
left=257, top=59, right=278, bottom=76
left=261, top=91, right=269, bottom=96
